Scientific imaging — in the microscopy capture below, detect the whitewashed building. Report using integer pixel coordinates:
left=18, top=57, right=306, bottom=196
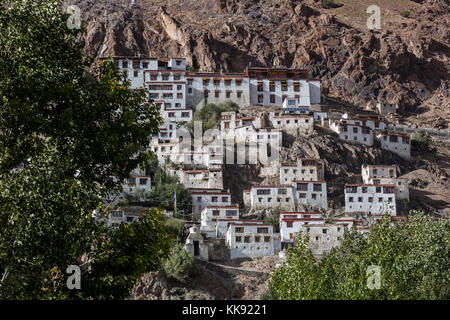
left=111, top=58, right=321, bottom=110
left=199, top=206, right=240, bottom=237
left=190, top=189, right=232, bottom=220
left=299, top=223, right=351, bottom=256
left=247, top=67, right=320, bottom=107
left=269, top=113, right=314, bottom=134
left=279, top=212, right=324, bottom=243
left=280, top=159, right=324, bottom=184
left=215, top=219, right=260, bottom=240
left=293, top=181, right=328, bottom=210
left=330, top=121, right=374, bottom=146
left=243, top=185, right=296, bottom=211
left=185, top=73, right=251, bottom=110
left=376, top=102, right=397, bottom=115
left=174, top=168, right=223, bottom=190
left=362, top=164, right=397, bottom=181
left=170, top=151, right=223, bottom=168
left=226, top=222, right=276, bottom=259
left=361, top=164, right=409, bottom=201
left=345, top=184, right=397, bottom=215
left=377, top=132, right=411, bottom=160
left=341, top=113, right=387, bottom=131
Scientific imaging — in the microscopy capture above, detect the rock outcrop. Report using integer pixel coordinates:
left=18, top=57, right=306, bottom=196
left=69, top=0, right=448, bottom=114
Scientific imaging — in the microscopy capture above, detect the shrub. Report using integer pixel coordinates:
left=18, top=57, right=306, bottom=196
left=322, top=0, right=342, bottom=9
left=412, top=130, right=431, bottom=152
left=165, top=218, right=185, bottom=241
left=162, top=244, right=195, bottom=282
left=264, top=208, right=282, bottom=233
left=401, top=11, right=411, bottom=18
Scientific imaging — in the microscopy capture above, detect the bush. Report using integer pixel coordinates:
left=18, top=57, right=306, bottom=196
left=269, top=211, right=450, bottom=300
left=146, top=167, right=192, bottom=215
left=322, top=0, right=342, bottom=9
left=187, top=101, right=240, bottom=133
left=165, top=218, right=185, bottom=241
left=412, top=130, right=431, bottom=152
left=162, top=244, right=195, bottom=282
left=401, top=11, right=411, bottom=18
left=264, top=208, right=281, bottom=233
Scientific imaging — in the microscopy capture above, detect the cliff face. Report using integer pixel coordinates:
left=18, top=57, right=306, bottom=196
left=70, top=0, right=449, bottom=116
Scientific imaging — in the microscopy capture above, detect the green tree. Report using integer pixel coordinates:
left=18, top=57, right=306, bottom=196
left=147, top=167, right=192, bottom=216
left=268, top=211, right=450, bottom=300
left=0, top=0, right=169, bottom=299
left=187, top=101, right=239, bottom=133
left=162, top=244, right=194, bottom=282
left=264, top=208, right=282, bottom=233
left=412, top=130, right=432, bottom=153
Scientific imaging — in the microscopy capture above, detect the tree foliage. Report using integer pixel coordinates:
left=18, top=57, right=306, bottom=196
left=268, top=211, right=450, bottom=300
left=187, top=101, right=239, bottom=133
left=412, top=130, right=432, bottom=153
left=162, top=244, right=194, bottom=283
left=0, top=0, right=169, bottom=299
left=264, top=208, right=282, bottom=233
left=147, top=167, right=192, bottom=216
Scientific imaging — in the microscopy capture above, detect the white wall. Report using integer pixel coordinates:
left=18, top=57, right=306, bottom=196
left=345, top=184, right=397, bottom=215
left=226, top=223, right=275, bottom=259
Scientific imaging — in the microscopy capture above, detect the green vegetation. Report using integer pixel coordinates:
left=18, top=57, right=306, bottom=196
left=165, top=217, right=186, bottom=241
left=147, top=167, right=193, bottom=217
left=412, top=130, right=432, bottom=152
left=401, top=11, right=411, bottom=18
left=264, top=208, right=282, bottom=233
left=0, top=0, right=169, bottom=299
left=352, top=86, right=359, bottom=96
left=322, top=0, right=342, bottom=9
left=268, top=211, right=450, bottom=300
left=162, top=244, right=195, bottom=282
left=187, top=101, right=239, bottom=133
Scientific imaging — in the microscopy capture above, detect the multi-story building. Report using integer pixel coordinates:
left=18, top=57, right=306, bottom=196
left=330, top=121, right=374, bottom=146
left=185, top=73, right=251, bottom=110
left=220, top=112, right=262, bottom=139
left=362, top=164, right=397, bottom=181
left=293, top=181, right=328, bottom=210
left=105, top=167, right=152, bottom=205
left=173, top=168, right=223, bottom=190
left=269, top=113, right=314, bottom=133
left=226, top=222, right=276, bottom=259
left=111, top=57, right=321, bottom=110
left=247, top=67, right=320, bottom=107
left=280, top=159, right=324, bottom=184
left=170, top=151, right=223, bottom=168
left=215, top=219, right=260, bottom=239
left=243, top=185, right=296, bottom=211
left=376, top=132, right=411, bottom=160
left=341, top=113, right=387, bottom=131
left=299, top=223, right=351, bottom=257
left=190, top=189, right=232, bottom=220
left=361, top=165, right=409, bottom=201
left=279, top=212, right=324, bottom=243
left=199, top=206, right=240, bottom=237
left=345, top=184, right=397, bottom=215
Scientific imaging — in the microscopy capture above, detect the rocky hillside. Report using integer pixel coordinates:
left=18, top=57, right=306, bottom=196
left=69, top=0, right=449, bottom=121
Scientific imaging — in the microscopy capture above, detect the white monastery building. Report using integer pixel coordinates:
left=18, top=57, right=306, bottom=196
left=376, top=132, right=411, bottom=160
left=345, top=184, right=397, bottom=215
left=280, top=159, right=325, bottom=184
